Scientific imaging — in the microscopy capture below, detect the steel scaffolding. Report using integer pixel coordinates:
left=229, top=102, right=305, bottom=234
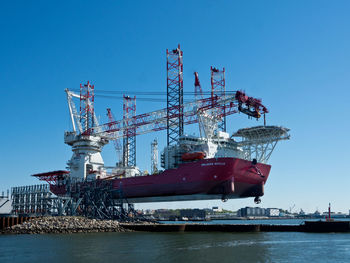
left=32, top=172, right=141, bottom=220
left=68, top=180, right=139, bottom=220
left=11, top=185, right=53, bottom=215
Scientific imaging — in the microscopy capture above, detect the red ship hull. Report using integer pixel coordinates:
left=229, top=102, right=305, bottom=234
left=111, top=157, right=271, bottom=203
left=49, top=157, right=271, bottom=202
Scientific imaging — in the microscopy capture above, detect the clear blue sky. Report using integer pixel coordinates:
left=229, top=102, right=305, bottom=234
left=1, top=0, right=350, bottom=213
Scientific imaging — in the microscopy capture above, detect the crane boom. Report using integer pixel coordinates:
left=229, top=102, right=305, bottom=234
left=65, top=89, right=83, bottom=134
left=91, top=92, right=268, bottom=140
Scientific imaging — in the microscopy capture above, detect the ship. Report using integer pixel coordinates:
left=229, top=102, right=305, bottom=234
left=35, top=101, right=289, bottom=205
left=33, top=46, right=290, bottom=208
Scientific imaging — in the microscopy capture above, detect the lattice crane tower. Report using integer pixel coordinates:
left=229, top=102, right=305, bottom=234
left=80, top=81, right=95, bottom=133
left=211, top=67, right=226, bottom=132
left=166, top=44, right=184, bottom=146
left=123, top=95, right=136, bottom=167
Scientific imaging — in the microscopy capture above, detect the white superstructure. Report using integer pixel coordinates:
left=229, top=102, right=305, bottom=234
left=161, top=126, right=290, bottom=170
left=64, top=132, right=108, bottom=180
left=161, top=131, right=244, bottom=170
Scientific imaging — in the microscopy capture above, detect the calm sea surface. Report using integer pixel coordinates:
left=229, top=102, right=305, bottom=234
left=1, top=220, right=349, bottom=263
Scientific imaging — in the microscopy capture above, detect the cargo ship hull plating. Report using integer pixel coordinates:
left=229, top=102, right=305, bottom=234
left=110, top=157, right=270, bottom=203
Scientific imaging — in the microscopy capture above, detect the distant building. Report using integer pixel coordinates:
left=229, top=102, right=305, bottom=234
left=238, top=207, right=266, bottom=217
left=238, top=207, right=280, bottom=217
left=212, top=206, right=223, bottom=212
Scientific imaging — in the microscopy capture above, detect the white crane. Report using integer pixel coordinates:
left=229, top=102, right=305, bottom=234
left=64, top=83, right=108, bottom=181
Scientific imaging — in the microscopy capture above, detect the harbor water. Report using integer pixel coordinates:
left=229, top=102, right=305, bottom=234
left=1, top=220, right=350, bottom=263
